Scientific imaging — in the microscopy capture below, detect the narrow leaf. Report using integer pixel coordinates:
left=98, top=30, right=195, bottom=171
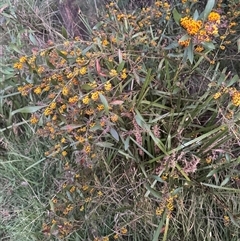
left=172, top=8, right=181, bottom=25
left=110, top=127, right=119, bottom=141
left=11, top=106, right=46, bottom=116
left=61, top=26, right=68, bottom=38
left=99, top=93, right=109, bottom=114
left=203, top=0, right=215, bottom=21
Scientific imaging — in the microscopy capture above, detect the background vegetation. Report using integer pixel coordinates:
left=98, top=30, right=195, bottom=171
left=0, top=0, right=240, bottom=240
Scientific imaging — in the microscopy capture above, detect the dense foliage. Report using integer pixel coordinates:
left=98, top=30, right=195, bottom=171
left=1, top=0, right=240, bottom=240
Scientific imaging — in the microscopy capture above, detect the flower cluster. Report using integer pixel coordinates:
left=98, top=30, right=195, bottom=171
left=179, top=11, right=226, bottom=51
left=180, top=17, right=203, bottom=35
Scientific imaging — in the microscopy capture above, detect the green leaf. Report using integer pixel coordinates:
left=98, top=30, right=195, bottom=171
left=237, top=38, right=240, bottom=53
left=66, top=191, right=73, bottom=202
left=203, top=0, right=215, bottom=21
left=99, top=93, right=109, bottom=115
left=152, top=211, right=167, bottom=241
left=11, top=106, right=46, bottom=116
left=200, top=182, right=240, bottom=192
left=186, top=42, right=194, bottom=64
left=172, top=8, right=181, bottom=25
left=96, top=142, right=114, bottom=148
left=136, top=69, right=152, bottom=108
left=49, top=199, right=55, bottom=212
left=124, top=136, right=130, bottom=151
left=226, top=75, right=239, bottom=87
left=150, top=175, right=166, bottom=183
left=110, top=127, right=119, bottom=142
left=117, top=60, right=125, bottom=72
left=220, top=176, right=230, bottom=187
left=9, top=44, right=22, bottom=54
left=118, top=49, right=123, bottom=63
left=45, top=56, right=55, bottom=69
left=163, top=42, right=179, bottom=50
left=29, top=33, right=38, bottom=46
left=202, top=41, right=215, bottom=50
left=81, top=84, right=94, bottom=90
left=144, top=183, right=162, bottom=198
left=61, top=26, right=68, bottom=38
left=55, top=48, right=68, bottom=60
left=82, top=44, right=94, bottom=55
left=193, top=9, right=199, bottom=20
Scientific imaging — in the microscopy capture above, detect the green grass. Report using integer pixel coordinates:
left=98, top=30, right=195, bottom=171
left=0, top=0, right=240, bottom=240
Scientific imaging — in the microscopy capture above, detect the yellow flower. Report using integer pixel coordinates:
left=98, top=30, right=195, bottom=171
left=113, top=234, right=119, bottom=239
left=82, top=185, right=89, bottom=191
left=89, top=122, right=95, bottom=128
left=33, top=86, right=42, bottom=95
left=205, top=156, right=212, bottom=164
left=79, top=67, right=87, bottom=75
left=213, top=92, right=221, bottom=99
left=85, top=109, right=94, bottom=115
left=75, top=174, right=80, bottom=178
left=195, top=45, right=204, bottom=52
left=59, top=104, right=67, bottom=113
left=166, top=197, right=174, bottom=212
left=68, top=95, right=79, bottom=104
left=208, top=12, right=221, bottom=23
left=62, top=86, right=69, bottom=96
left=109, top=69, right=118, bottom=77
left=120, top=227, right=128, bottom=235
left=19, top=56, right=27, bottom=63
left=91, top=91, right=99, bottom=101
left=97, top=191, right=103, bottom=197
left=226, top=110, right=233, bottom=119
left=155, top=1, right=162, bottom=7
left=210, top=60, right=215, bottom=65
left=76, top=57, right=86, bottom=65
left=220, top=45, right=225, bottom=50
left=62, top=151, right=68, bottom=157
left=110, top=36, right=117, bottom=43
left=232, top=91, right=240, bottom=107
left=89, top=81, right=98, bottom=88
left=52, top=114, right=57, bottom=121
left=30, top=115, right=38, bottom=124
left=76, top=135, right=85, bottom=143
left=97, top=104, right=104, bottom=111
left=49, top=102, right=57, bottom=110
left=180, top=17, right=202, bottom=35
left=44, top=107, right=53, bottom=116
left=104, top=81, right=112, bottom=91
left=178, top=38, right=191, bottom=47
left=84, top=196, right=91, bottom=204
left=84, top=144, right=91, bottom=154
left=82, top=95, right=90, bottom=104
left=70, top=186, right=76, bottom=192
left=37, top=66, right=45, bottom=74
left=156, top=206, right=164, bottom=216
left=61, top=137, right=66, bottom=143
left=51, top=219, right=57, bottom=224
left=223, top=215, right=230, bottom=226
left=110, top=114, right=118, bottom=122
left=121, top=69, right=128, bottom=80
left=102, top=237, right=109, bottom=241
left=13, top=62, right=23, bottom=69
left=80, top=205, right=84, bottom=211
left=66, top=72, right=74, bottom=79
left=43, top=85, right=50, bottom=92
left=102, top=39, right=109, bottom=46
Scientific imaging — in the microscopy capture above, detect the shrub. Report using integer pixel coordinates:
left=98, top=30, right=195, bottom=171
left=2, top=0, right=240, bottom=240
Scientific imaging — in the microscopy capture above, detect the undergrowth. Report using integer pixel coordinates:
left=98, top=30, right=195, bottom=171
left=0, top=0, right=240, bottom=241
